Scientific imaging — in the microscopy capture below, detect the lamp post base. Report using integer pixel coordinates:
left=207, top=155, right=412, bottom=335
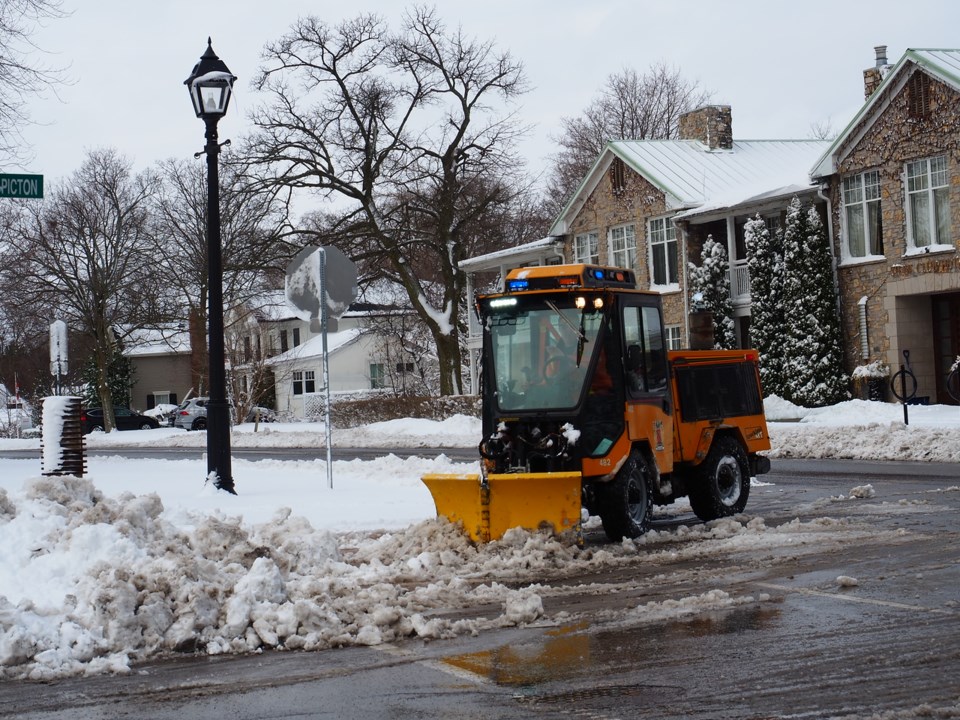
left=206, top=398, right=235, bottom=494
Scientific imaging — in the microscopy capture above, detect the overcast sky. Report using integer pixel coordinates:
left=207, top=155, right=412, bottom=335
left=14, top=0, right=960, bottom=198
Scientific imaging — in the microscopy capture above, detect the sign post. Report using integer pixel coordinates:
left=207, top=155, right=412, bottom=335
left=285, top=246, right=358, bottom=488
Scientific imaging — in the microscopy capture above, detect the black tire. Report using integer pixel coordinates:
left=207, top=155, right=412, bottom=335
left=596, top=450, right=654, bottom=541
left=689, top=435, right=750, bottom=522
left=139, top=422, right=154, bottom=430
left=192, top=418, right=207, bottom=431
left=89, top=425, right=104, bottom=434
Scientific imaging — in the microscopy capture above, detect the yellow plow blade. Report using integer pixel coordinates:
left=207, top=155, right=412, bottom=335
left=421, top=471, right=582, bottom=543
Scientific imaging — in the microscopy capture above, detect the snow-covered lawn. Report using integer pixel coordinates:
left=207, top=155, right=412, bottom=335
left=0, top=397, right=957, bottom=680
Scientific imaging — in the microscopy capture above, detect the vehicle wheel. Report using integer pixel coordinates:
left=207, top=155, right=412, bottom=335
left=139, top=422, right=154, bottom=430
left=193, top=418, right=207, bottom=431
left=689, top=435, right=750, bottom=522
left=90, top=425, right=104, bottom=434
left=596, top=450, right=653, bottom=541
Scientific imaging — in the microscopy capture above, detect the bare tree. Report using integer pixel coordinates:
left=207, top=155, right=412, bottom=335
left=0, top=149, right=162, bottom=430
left=809, top=119, right=836, bottom=141
left=544, top=63, right=712, bottom=215
left=242, top=6, right=531, bottom=396
left=221, top=305, right=279, bottom=423
left=0, top=0, right=67, bottom=163
left=148, top=155, right=293, bottom=395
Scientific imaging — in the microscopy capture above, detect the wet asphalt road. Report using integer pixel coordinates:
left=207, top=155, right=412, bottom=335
left=2, top=457, right=959, bottom=719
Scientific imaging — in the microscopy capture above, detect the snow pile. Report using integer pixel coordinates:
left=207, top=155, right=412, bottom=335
left=0, top=474, right=542, bottom=680
left=0, top=473, right=889, bottom=681
left=1, top=397, right=959, bottom=680
left=764, top=396, right=960, bottom=462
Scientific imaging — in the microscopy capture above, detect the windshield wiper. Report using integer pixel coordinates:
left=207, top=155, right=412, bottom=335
left=545, top=300, right=588, bottom=366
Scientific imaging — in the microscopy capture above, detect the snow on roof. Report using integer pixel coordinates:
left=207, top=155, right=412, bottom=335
left=246, top=281, right=410, bottom=323
left=811, top=48, right=960, bottom=178
left=266, top=327, right=363, bottom=365
left=612, top=139, right=829, bottom=209
left=459, top=237, right=565, bottom=270
left=124, top=326, right=191, bottom=356
left=672, top=183, right=819, bottom=221
left=247, top=289, right=300, bottom=322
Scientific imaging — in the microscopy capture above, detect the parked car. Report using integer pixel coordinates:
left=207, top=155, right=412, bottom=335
left=173, top=397, right=208, bottom=430
left=244, top=406, right=276, bottom=423
left=142, top=403, right=178, bottom=428
left=81, top=407, right=160, bottom=434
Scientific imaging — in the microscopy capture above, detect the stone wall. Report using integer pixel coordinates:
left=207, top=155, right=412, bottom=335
left=563, top=157, right=687, bottom=329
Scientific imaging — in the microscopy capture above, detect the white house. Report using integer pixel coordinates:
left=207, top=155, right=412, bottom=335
left=234, top=285, right=423, bottom=420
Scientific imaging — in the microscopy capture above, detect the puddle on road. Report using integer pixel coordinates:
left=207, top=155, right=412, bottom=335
left=443, top=605, right=779, bottom=687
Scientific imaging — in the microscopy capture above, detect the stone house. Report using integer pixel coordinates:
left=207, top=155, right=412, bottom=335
left=811, top=47, right=960, bottom=403
left=548, top=108, right=830, bottom=350
left=461, top=108, right=830, bottom=392
left=462, top=46, right=960, bottom=405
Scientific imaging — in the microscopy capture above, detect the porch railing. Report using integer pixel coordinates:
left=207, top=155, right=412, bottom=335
left=730, top=260, right=751, bottom=306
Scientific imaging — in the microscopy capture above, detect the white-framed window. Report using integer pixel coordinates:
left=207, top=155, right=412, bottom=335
left=608, top=224, right=636, bottom=269
left=648, top=216, right=678, bottom=287
left=842, top=170, right=883, bottom=258
left=292, top=370, right=316, bottom=395
left=664, top=325, right=683, bottom=350
left=148, top=392, right=173, bottom=409
left=906, top=155, right=951, bottom=249
left=370, top=363, right=386, bottom=389
left=573, top=232, right=599, bottom=264
left=764, top=215, right=780, bottom=238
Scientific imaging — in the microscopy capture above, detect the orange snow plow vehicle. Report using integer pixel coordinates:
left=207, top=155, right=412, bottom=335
left=422, top=264, right=771, bottom=543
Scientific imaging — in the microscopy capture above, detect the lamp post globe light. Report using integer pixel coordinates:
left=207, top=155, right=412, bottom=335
left=185, top=38, right=237, bottom=494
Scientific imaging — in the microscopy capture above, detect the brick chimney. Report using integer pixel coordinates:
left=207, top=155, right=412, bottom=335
left=863, top=45, right=891, bottom=99
left=678, top=105, right=733, bottom=150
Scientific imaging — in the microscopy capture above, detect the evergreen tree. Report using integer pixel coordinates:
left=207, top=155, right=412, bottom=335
left=688, top=235, right=736, bottom=349
left=81, top=345, right=134, bottom=409
left=781, top=198, right=849, bottom=406
left=745, top=214, right=787, bottom=396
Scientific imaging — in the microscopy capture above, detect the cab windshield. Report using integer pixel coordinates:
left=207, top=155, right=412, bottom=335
left=486, top=296, right=605, bottom=411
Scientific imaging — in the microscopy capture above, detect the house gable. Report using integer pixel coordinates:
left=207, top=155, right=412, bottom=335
left=812, top=49, right=960, bottom=178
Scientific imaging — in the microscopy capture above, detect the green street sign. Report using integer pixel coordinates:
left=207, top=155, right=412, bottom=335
left=0, top=173, right=43, bottom=199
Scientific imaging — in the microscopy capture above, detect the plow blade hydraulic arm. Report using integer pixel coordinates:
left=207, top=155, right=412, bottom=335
left=421, top=472, right=582, bottom=543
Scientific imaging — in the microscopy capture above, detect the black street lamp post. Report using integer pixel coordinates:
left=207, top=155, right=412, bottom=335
left=185, top=39, right=237, bottom=494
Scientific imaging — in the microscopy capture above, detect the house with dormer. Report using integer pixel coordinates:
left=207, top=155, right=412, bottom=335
left=230, top=284, right=425, bottom=419
left=127, top=283, right=426, bottom=419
